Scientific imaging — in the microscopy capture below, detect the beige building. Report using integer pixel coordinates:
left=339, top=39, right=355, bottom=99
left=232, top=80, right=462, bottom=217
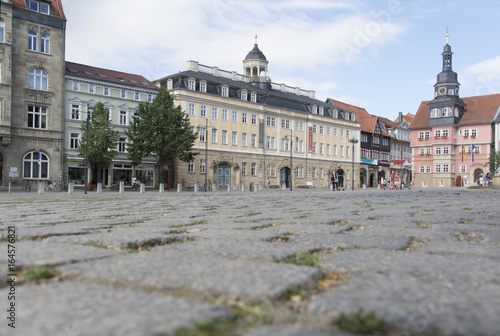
left=0, top=0, right=66, bottom=189
left=156, top=42, right=360, bottom=190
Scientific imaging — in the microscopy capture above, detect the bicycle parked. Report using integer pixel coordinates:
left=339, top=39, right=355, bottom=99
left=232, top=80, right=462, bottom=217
left=46, top=180, right=68, bottom=192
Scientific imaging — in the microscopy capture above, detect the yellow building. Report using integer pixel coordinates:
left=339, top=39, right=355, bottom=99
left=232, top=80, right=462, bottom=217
left=155, top=42, right=360, bottom=190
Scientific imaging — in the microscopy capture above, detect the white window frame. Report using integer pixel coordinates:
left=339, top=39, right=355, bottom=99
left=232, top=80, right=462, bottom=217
left=232, top=131, right=237, bottom=146
left=222, top=130, right=228, bottom=144
left=242, top=132, right=247, bottom=147
left=212, top=107, right=218, bottom=119
left=232, top=110, right=238, bottom=122
left=188, top=103, right=195, bottom=116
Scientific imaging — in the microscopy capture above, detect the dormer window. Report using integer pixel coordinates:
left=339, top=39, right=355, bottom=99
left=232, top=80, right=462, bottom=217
left=199, top=81, right=207, bottom=93
left=351, top=113, right=355, bottom=122
left=333, top=109, right=338, bottom=118
left=250, top=93, right=257, bottom=103
left=241, top=90, right=248, bottom=101
left=311, top=106, right=317, bottom=114
left=319, top=107, right=324, bottom=116
left=188, top=79, right=195, bottom=90
left=29, top=0, right=50, bottom=15
left=221, top=86, right=229, bottom=97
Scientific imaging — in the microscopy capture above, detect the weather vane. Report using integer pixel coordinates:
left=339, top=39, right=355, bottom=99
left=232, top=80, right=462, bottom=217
left=255, top=34, right=258, bottom=44
left=446, top=26, right=449, bottom=44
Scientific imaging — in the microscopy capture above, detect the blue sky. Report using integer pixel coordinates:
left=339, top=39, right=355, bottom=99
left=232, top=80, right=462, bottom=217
left=62, top=0, right=500, bottom=120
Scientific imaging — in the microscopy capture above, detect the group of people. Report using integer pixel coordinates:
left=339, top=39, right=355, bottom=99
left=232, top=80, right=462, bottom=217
left=478, top=172, right=493, bottom=186
left=330, top=166, right=345, bottom=191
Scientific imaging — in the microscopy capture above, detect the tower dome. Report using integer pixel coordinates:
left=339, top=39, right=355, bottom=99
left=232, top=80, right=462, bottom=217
left=243, top=35, right=271, bottom=89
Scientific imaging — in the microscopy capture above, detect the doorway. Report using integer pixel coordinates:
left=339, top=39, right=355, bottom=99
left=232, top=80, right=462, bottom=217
left=217, top=163, right=231, bottom=189
left=280, top=167, right=291, bottom=188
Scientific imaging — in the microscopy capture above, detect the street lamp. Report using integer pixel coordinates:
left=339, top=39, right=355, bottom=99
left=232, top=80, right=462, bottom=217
left=84, top=103, right=90, bottom=194
left=284, top=132, right=299, bottom=191
left=348, top=137, right=358, bottom=191
left=197, top=118, right=216, bottom=192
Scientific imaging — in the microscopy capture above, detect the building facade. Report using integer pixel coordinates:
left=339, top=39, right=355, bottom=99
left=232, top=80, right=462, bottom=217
left=0, top=0, right=66, bottom=188
left=64, top=61, right=159, bottom=187
left=155, top=42, right=361, bottom=190
left=410, top=38, right=500, bottom=188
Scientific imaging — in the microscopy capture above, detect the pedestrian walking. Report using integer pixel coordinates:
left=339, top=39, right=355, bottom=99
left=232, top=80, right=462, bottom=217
left=336, top=166, right=345, bottom=191
left=331, top=170, right=338, bottom=191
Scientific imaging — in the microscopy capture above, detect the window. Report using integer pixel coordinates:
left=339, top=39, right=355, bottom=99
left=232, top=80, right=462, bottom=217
left=281, top=119, right=290, bottom=129
left=442, top=107, right=453, bottom=117
left=104, top=87, right=110, bottom=96
left=251, top=163, right=256, bottom=176
left=70, top=132, right=80, bottom=149
left=471, top=129, right=477, bottom=138
left=443, top=164, right=449, bottom=173
left=340, top=128, right=344, bottom=138
left=232, top=131, right=237, bottom=145
left=200, top=159, right=206, bottom=173
left=188, top=103, right=195, bottom=116
left=266, top=116, right=276, bottom=127
left=188, top=161, right=194, bottom=173
left=420, top=165, right=425, bottom=173
left=333, top=128, right=338, bottom=137
left=319, top=125, right=324, bottom=134
left=71, top=104, right=81, bottom=120
left=346, top=130, right=350, bottom=139
left=312, top=167, right=317, bottom=179
left=241, top=91, right=247, bottom=101
left=267, top=165, right=276, bottom=177
left=222, top=130, right=228, bottom=144
left=460, top=165, right=466, bottom=173
left=119, top=110, right=128, bottom=125
left=251, top=114, right=257, bottom=125
left=88, top=84, right=94, bottom=94
left=435, top=130, right=441, bottom=138
left=442, top=129, right=449, bottom=138
left=23, top=152, right=49, bottom=179
left=295, top=139, right=303, bottom=153
left=340, top=145, right=344, bottom=157
left=222, top=109, right=228, bottom=121
left=221, top=86, right=228, bottom=97
left=312, top=125, right=317, bottom=134
left=28, top=105, right=47, bottom=129
left=435, top=147, right=441, bottom=155
left=333, top=144, right=338, bottom=156
left=148, top=94, right=153, bottom=103
left=232, top=110, right=238, bottom=122
left=29, top=69, right=48, bottom=91
left=326, top=144, right=331, bottom=156
left=296, top=121, right=304, bottom=132
left=121, top=90, right=126, bottom=98
left=242, top=132, right=247, bottom=147
left=200, top=105, right=207, bottom=117
left=118, top=137, right=127, bottom=152
left=29, top=1, right=50, bottom=14
left=200, top=82, right=206, bottom=93
left=463, top=129, right=469, bottom=137
left=312, top=142, right=317, bottom=154
left=346, top=145, right=349, bottom=157
left=242, top=162, right=247, bottom=175
left=0, top=20, right=4, bottom=43
left=281, top=138, right=290, bottom=151
left=199, top=127, right=206, bottom=142
left=212, top=107, right=218, bottom=119
left=430, top=108, right=441, bottom=118
left=135, top=92, right=140, bottom=101
left=435, top=164, right=441, bottom=173
left=242, top=112, right=247, bottom=124
left=320, top=143, right=324, bottom=155
left=188, top=79, right=195, bottom=90
left=266, top=136, right=276, bottom=150
left=41, top=32, right=50, bottom=54
left=28, top=30, right=37, bottom=51
left=443, top=147, right=449, bottom=155
left=426, top=166, right=431, bottom=173
left=251, top=93, right=257, bottom=103
left=211, top=128, right=217, bottom=143
left=424, top=131, right=430, bottom=139
left=251, top=134, right=256, bottom=147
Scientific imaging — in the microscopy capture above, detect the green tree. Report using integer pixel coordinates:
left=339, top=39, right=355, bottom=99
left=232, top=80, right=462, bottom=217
left=487, top=150, right=500, bottom=174
left=78, top=102, right=119, bottom=184
left=126, top=87, right=198, bottom=185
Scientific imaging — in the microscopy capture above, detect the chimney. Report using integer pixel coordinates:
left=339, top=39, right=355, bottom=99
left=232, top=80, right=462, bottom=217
left=398, top=112, right=403, bottom=122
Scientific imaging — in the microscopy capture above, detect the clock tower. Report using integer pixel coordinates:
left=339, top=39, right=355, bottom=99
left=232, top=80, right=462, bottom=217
left=428, top=33, right=466, bottom=127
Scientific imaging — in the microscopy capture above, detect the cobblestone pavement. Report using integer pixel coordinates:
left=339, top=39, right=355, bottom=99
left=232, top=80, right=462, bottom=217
left=1, top=188, right=499, bottom=336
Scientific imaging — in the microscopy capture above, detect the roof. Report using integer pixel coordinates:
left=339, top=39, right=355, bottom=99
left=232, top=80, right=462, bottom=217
left=65, top=62, right=158, bottom=91
left=162, top=70, right=357, bottom=122
left=410, top=93, right=500, bottom=129
left=328, top=98, right=378, bottom=133
left=11, top=0, right=66, bottom=20
left=245, top=44, right=267, bottom=61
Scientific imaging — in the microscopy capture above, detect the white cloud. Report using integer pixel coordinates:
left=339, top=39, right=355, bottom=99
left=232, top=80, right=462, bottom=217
left=462, top=55, right=500, bottom=96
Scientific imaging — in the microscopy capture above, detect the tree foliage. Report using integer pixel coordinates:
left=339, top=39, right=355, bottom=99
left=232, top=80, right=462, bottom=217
left=487, top=150, right=500, bottom=174
left=126, top=87, right=198, bottom=183
left=78, top=102, right=119, bottom=179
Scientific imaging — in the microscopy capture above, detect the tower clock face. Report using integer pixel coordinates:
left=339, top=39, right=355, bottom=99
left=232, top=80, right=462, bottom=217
left=438, top=87, right=446, bottom=95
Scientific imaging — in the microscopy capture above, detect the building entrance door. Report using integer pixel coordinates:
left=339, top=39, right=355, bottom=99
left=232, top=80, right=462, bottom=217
left=217, top=163, right=231, bottom=189
left=280, top=167, right=290, bottom=188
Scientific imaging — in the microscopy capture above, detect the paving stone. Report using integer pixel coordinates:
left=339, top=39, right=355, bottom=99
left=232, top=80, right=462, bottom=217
left=60, top=251, right=323, bottom=299
left=0, top=282, right=232, bottom=336
left=420, top=240, right=500, bottom=258
left=289, top=232, right=409, bottom=250
left=153, top=238, right=318, bottom=261
left=309, top=272, right=500, bottom=336
left=243, top=326, right=349, bottom=336
left=0, top=241, right=122, bottom=268
left=321, top=249, right=500, bottom=283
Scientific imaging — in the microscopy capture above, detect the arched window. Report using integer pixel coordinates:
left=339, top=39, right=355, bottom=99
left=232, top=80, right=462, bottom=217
left=430, top=108, right=441, bottom=118
left=28, top=29, right=37, bottom=51
left=29, top=68, right=48, bottom=91
left=442, top=107, right=453, bottom=117
left=41, top=32, right=50, bottom=54
left=23, top=152, right=49, bottom=179
left=0, top=20, right=5, bottom=43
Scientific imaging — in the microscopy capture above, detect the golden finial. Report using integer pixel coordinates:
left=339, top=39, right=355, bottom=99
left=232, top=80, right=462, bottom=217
left=446, top=27, right=449, bottom=44
left=255, top=34, right=258, bottom=44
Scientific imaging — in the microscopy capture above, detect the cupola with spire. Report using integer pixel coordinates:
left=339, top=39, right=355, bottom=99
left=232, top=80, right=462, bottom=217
left=243, top=35, right=271, bottom=89
left=428, top=30, right=466, bottom=126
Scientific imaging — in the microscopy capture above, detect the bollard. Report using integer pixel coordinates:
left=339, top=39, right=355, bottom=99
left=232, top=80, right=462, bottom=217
left=227, top=184, right=231, bottom=192
left=140, top=184, right=145, bottom=194
left=241, top=184, right=245, bottom=192
left=159, top=183, right=164, bottom=193
left=119, top=182, right=125, bottom=194
left=212, top=183, right=217, bottom=192
left=38, top=182, right=44, bottom=195
left=97, top=183, right=103, bottom=194
left=282, top=184, right=286, bottom=190
left=194, top=183, right=199, bottom=193
left=177, top=183, right=182, bottom=193
left=68, top=183, right=74, bottom=195
left=8, top=182, right=11, bottom=195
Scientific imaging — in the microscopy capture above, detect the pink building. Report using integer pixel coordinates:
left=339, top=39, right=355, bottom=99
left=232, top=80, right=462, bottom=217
left=410, top=39, right=500, bottom=188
